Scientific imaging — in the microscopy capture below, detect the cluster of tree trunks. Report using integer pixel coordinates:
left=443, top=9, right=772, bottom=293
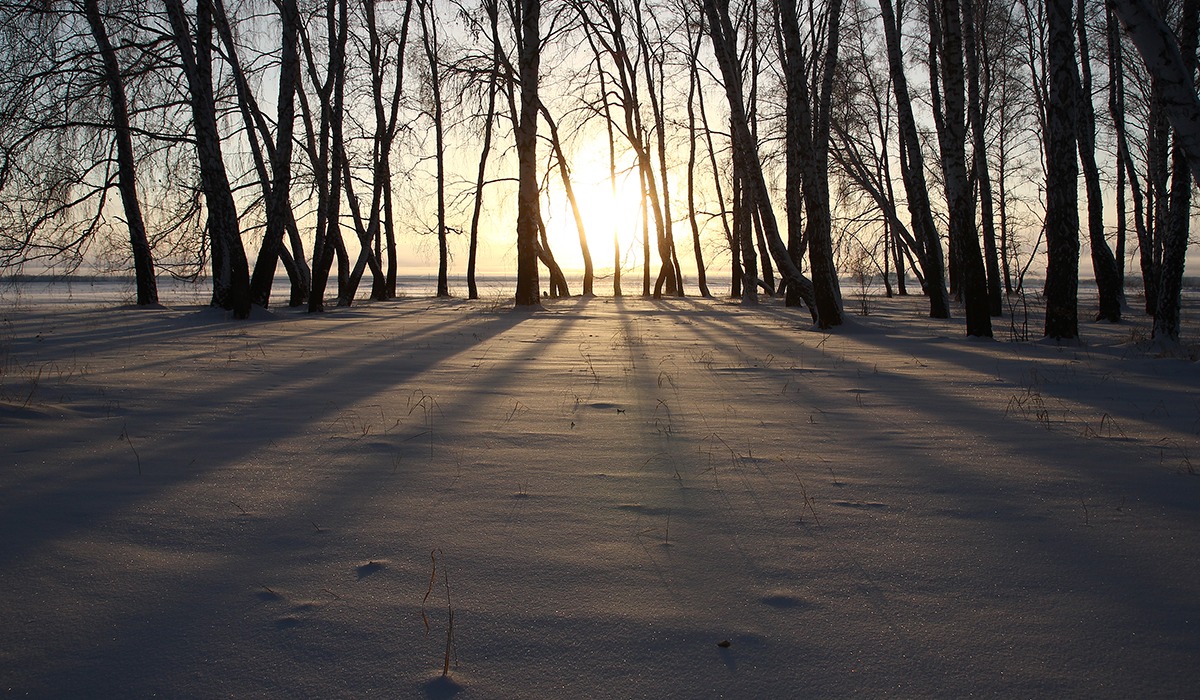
left=0, top=0, right=1195, bottom=341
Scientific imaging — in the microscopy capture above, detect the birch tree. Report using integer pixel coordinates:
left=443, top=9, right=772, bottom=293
left=878, top=0, right=951, bottom=317
left=1043, top=0, right=1079, bottom=339
left=83, top=0, right=157, bottom=305
left=932, top=0, right=992, bottom=336
left=702, top=0, right=822, bottom=322
left=163, top=0, right=251, bottom=317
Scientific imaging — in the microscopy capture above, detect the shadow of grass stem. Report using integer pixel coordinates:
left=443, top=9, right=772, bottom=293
left=120, top=423, right=141, bottom=476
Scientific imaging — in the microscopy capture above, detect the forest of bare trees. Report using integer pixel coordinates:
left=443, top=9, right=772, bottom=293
left=0, top=0, right=1196, bottom=339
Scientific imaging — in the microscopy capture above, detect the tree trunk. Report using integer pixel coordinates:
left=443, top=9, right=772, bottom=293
left=963, top=0, right=1003, bottom=316
left=248, top=0, right=299, bottom=308
left=597, top=58, right=623, bottom=297
left=733, top=166, right=759, bottom=304
left=641, top=166, right=651, bottom=296
left=164, top=0, right=250, bottom=318
left=536, top=218, right=571, bottom=297
left=417, top=0, right=450, bottom=298
left=805, top=0, right=846, bottom=326
left=467, top=0, right=502, bottom=300
left=305, top=0, right=350, bottom=312
left=1151, top=0, right=1198, bottom=341
left=935, top=0, right=992, bottom=336
left=878, top=0, right=951, bottom=318
left=540, top=103, right=594, bottom=295
left=1044, top=0, right=1081, bottom=339
left=1073, top=0, right=1123, bottom=322
left=514, top=0, right=541, bottom=306
left=685, top=21, right=712, bottom=298
left=1110, top=0, right=1200, bottom=184
left=631, top=0, right=679, bottom=298
left=84, top=0, right=157, bottom=306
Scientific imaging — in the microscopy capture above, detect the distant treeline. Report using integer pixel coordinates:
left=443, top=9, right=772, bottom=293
left=0, top=0, right=1196, bottom=340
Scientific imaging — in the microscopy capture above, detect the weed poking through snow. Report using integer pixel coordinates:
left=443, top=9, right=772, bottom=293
left=422, top=548, right=457, bottom=677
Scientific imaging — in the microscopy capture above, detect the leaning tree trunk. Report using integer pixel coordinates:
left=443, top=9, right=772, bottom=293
left=164, top=0, right=250, bottom=318
left=878, top=0, right=951, bottom=318
left=1110, top=0, right=1200, bottom=184
left=1073, top=0, right=1123, bottom=322
left=540, top=102, right=594, bottom=295
left=84, top=0, right=157, bottom=305
left=703, top=0, right=820, bottom=322
left=248, top=0, right=299, bottom=308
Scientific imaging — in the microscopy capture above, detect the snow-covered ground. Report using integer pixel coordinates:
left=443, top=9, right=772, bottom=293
left=1, top=293, right=1197, bottom=698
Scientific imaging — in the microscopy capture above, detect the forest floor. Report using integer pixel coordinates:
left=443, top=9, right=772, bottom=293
left=1, top=292, right=1198, bottom=698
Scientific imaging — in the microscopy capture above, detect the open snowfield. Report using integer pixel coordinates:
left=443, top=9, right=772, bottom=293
left=1, top=292, right=1198, bottom=698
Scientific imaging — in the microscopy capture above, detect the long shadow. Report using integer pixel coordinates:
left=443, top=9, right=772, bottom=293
left=0, top=299, right=543, bottom=569
left=627, top=297, right=1200, bottom=694
left=749, top=297, right=1200, bottom=436
left=4, top=296, right=1198, bottom=696
left=675, top=297, right=1200, bottom=620
left=0, top=298, right=602, bottom=694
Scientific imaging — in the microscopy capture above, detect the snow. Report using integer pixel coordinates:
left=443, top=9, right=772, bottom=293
left=1, top=293, right=1198, bottom=698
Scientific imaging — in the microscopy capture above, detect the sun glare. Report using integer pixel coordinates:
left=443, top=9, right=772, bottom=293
left=542, top=136, right=645, bottom=276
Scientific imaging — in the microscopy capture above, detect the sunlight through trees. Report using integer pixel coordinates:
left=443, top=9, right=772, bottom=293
left=0, top=0, right=1196, bottom=338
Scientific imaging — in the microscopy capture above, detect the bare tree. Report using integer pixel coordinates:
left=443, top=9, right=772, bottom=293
left=301, top=0, right=352, bottom=312
left=702, top=0, right=823, bottom=322
left=1148, top=0, right=1198, bottom=342
left=1111, top=0, right=1200, bottom=184
left=1071, top=0, right=1123, bottom=322
left=963, top=0, right=1002, bottom=315
left=1043, top=0, right=1079, bottom=339
left=878, top=0, right=952, bottom=317
left=419, top=0, right=451, bottom=297
left=243, top=0, right=301, bottom=308
left=514, top=0, right=542, bottom=305
left=932, top=0, right=992, bottom=336
left=164, top=0, right=251, bottom=317
left=574, top=0, right=674, bottom=297
left=82, top=0, right=157, bottom=305
left=779, top=0, right=845, bottom=325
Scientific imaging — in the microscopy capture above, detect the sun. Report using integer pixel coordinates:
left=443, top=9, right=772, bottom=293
left=542, top=136, right=645, bottom=277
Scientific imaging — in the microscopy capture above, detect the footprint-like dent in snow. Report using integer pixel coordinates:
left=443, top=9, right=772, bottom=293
left=422, top=673, right=464, bottom=699
left=275, top=615, right=302, bottom=630
left=255, top=588, right=283, bottom=602
left=357, top=560, right=387, bottom=579
left=761, top=594, right=809, bottom=609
